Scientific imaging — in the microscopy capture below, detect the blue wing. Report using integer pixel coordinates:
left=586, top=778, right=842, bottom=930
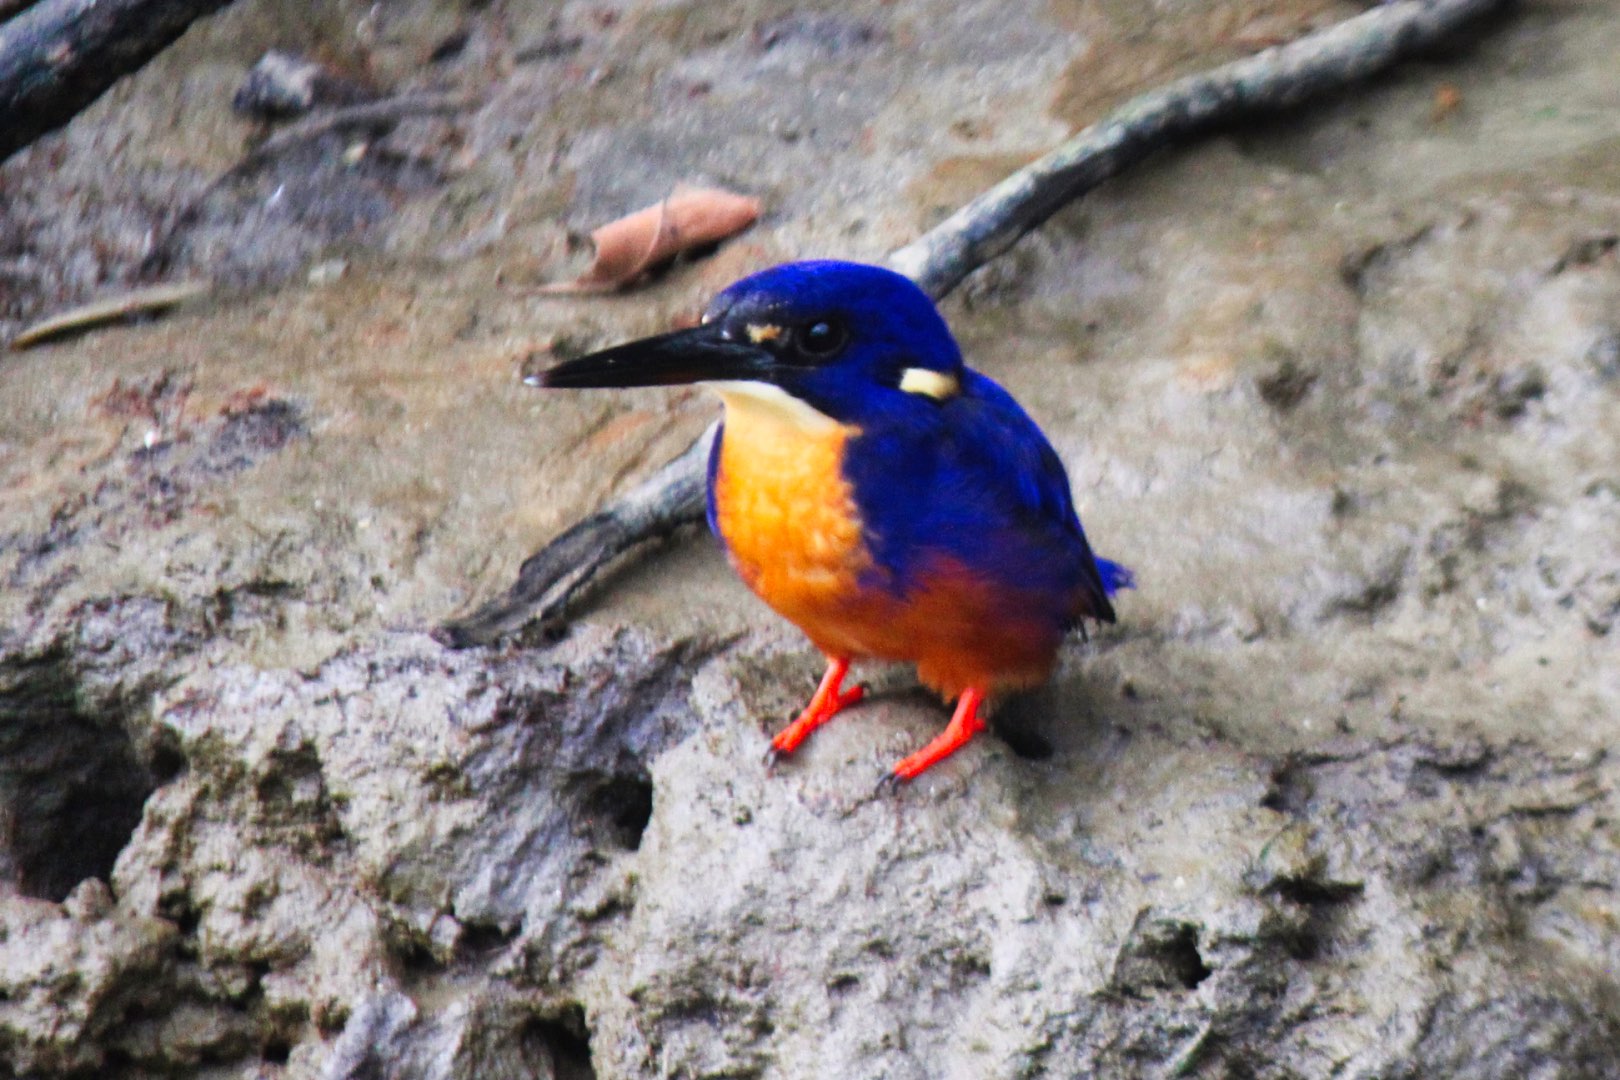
left=843, top=370, right=1129, bottom=628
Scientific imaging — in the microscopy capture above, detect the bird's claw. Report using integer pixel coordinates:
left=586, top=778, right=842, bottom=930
left=874, top=771, right=907, bottom=797
left=762, top=744, right=785, bottom=770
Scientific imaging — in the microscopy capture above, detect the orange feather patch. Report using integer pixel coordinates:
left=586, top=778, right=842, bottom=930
left=713, top=389, right=871, bottom=620
left=713, top=388, right=1068, bottom=699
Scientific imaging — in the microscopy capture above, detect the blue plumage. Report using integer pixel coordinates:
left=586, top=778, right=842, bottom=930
left=845, top=370, right=1115, bottom=620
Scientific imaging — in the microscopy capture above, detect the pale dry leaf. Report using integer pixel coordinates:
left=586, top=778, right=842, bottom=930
left=540, top=185, right=761, bottom=294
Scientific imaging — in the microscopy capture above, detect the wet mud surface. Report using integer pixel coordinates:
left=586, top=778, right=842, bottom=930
left=1, top=0, right=1618, bottom=1075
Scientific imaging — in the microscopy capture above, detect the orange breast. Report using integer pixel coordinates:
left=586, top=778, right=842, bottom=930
left=712, top=387, right=1065, bottom=699
left=713, top=389, right=871, bottom=627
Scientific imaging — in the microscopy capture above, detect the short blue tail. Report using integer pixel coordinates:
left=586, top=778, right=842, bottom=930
left=1097, top=558, right=1135, bottom=596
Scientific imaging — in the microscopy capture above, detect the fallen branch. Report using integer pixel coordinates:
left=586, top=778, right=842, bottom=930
left=0, top=0, right=235, bottom=164
left=437, top=430, right=714, bottom=647
left=437, top=0, right=1512, bottom=648
left=889, top=0, right=1509, bottom=298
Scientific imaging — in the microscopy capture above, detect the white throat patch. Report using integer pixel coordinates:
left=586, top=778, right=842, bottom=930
left=709, top=380, right=842, bottom=434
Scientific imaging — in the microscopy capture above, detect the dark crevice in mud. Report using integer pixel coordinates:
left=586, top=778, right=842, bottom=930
left=1549, top=232, right=1618, bottom=275
left=1157, top=927, right=1211, bottom=990
left=252, top=741, right=347, bottom=859
left=1256, top=357, right=1317, bottom=411
left=1268, top=875, right=1364, bottom=907
left=1412, top=739, right=1493, bottom=779
left=396, top=935, right=447, bottom=975
left=1339, top=222, right=1436, bottom=295
left=993, top=717, right=1055, bottom=762
left=522, top=1003, right=597, bottom=1080
left=0, top=649, right=170, bottom=901
left=147, top=726, right=188, bottom=787
left=1111, top=914, right=1212, bottom=995
left=261, top=1036, right=293, bottom=1065
left=828, top=973, right=861, bottom=996
left=1263, top=861, right=1367, bottom=960
left=393, top=912, right=519, bottom=972
left=577, top=771, right=654, bottom=852
left=459, top=918, right=521, bottom=957
left=1260, top=762, right=1312, bottom=816
left=1329, top=568, right=1403, bottom=619
left=161, top=893, right=205, bottom=946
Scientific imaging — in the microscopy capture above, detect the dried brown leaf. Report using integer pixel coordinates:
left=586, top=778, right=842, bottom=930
left=541, top=185, right=761, bottom=294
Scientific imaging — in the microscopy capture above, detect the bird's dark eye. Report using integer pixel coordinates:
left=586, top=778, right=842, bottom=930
left=796, top=319, right=847, bottom=359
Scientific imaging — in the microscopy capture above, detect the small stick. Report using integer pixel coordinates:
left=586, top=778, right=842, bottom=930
left=437, top=0, right=1513, bottom=647
left=234, top=92, right=469, bottom=174
left=8, top=279, right=212, bottom=350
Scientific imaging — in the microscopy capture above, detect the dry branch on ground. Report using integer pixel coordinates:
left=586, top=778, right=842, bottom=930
left=0, top=0, right=236, bottom=164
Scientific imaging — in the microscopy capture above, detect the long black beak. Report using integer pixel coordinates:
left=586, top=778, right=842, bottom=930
left=528, top=324, right=772, bottom=389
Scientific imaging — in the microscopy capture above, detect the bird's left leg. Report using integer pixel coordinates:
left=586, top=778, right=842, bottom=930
left=882, top=687, right=987, bottom=786
left=767, top=655, right=865, bottom=763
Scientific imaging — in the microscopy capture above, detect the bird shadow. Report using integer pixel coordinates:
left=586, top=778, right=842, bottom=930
left=858, top=681, right=1117, bottom=768
left=992, top=676, right=1124, bottom=768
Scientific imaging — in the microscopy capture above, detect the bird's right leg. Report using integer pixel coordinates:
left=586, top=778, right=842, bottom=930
left=766, top=655, right=864, bottom=764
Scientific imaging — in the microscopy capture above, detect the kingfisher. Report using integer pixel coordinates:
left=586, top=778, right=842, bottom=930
left=536, top=260, right=1131, bottom=786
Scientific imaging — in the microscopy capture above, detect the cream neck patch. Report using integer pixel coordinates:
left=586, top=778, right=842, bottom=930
left=709, top=380, right=843, bottom=435
left=899, top=367, right=960, bottom=400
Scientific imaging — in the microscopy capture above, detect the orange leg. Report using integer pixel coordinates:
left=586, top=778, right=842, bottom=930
left=882, top=687, right=988, bottom=787
left=767, top=656, right=865, bottom=763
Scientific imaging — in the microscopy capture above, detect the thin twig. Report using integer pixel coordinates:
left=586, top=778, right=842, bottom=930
left=8, top=279, right=212, bottom=350
left=141, top=92, right=471, bottom=280
left=0, top=0, right=236, bottom=164
left=236, top=92, right=468, bottom=174
left=437, top=0, right=1513, bottom=648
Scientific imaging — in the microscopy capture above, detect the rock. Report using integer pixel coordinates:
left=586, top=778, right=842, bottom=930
left=0, top=890, right=177, bottom=1074
left=232, top=51, right=374, bottom=121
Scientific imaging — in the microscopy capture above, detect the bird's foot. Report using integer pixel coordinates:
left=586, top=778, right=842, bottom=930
left=765, top=657, right=864, bottom=767
left=881, top=687, right=987, bottom=787
left=769, top=683, right=865, bottom=759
